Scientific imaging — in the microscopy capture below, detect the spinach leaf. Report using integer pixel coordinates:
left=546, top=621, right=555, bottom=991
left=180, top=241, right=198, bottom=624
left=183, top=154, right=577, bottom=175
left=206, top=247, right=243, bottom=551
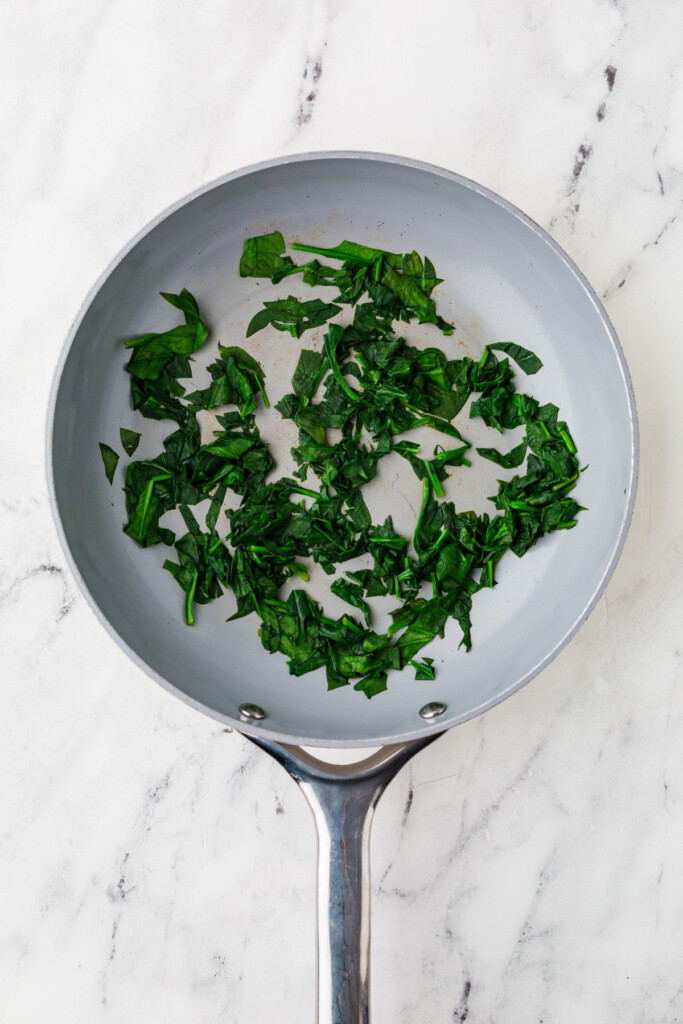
left=354, top=671, right=388, bottom=699
left=292, top=240, right=385, bottom=265
left=488, top=342, right=543, bottom=375
left=163, top=507, right=231, bottom=625
left=476, top=440, right=528, bottom=468
left=381, top=266, right=452, bottom=334
left=246, top=296, right=341, bottom=338
left=292, top=349, right=327, bottom=399
left=331, top=578, right=371, bottom=626
left=469, top=388, right=538, bottom=432
left=99, top=443, right=120, bottom=484
left=125, top=289, right=208, bottom=380
left=120, top=428, right=141, bottom=457
left=410, top=657, right=435, bottom=680
left=239, top=230, right=297, bottom=281
left=189, top=345, right=268, bottom=416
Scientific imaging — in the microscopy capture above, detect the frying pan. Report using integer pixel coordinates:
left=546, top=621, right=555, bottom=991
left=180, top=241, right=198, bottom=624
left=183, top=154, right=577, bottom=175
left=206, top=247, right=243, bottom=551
left=47, top=152, right=638, bottom=1023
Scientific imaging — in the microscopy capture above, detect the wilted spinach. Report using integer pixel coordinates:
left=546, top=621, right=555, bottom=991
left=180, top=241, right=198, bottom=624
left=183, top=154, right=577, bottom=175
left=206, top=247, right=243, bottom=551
left=101, top=234, right=584, bottom=697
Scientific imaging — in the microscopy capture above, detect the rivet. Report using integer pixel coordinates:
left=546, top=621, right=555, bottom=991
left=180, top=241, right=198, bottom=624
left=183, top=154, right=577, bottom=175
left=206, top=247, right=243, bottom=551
left=419, top=701, right=447, bottom=720
left=239, top=702, right=266, bottom=721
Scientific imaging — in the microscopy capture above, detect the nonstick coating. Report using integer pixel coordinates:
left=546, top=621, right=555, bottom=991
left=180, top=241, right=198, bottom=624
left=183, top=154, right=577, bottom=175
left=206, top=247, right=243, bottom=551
left=48, top=153, right=637, bottom=746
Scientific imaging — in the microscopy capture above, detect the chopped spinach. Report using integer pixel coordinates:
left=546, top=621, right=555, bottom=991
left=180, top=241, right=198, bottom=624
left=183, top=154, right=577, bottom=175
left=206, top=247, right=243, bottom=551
left=101, top=236, right=585, bottom=698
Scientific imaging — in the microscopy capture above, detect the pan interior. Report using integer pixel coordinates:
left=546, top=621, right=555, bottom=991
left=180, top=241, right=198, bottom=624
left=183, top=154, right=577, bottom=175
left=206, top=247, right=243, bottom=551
left=50, top=155, right=636, bottom=745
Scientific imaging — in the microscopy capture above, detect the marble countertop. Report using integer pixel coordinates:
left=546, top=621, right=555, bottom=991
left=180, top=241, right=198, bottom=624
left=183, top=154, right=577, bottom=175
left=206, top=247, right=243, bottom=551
left=2, top=1, right=682, bottom=1021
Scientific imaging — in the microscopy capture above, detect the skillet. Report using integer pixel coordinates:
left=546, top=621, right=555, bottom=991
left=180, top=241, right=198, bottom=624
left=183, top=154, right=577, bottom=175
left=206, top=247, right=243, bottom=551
left=47, top=152, right=638, bottom=1023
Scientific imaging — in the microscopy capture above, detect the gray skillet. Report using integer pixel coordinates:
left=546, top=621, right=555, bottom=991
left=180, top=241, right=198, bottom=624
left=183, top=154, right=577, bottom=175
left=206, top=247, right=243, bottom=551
left=48, top=152, right=638, bottom=1023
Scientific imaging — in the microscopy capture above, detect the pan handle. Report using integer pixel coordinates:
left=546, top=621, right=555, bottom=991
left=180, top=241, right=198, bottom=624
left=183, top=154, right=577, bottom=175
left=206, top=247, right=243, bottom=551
left=242, top=735, right=439, bottom=1024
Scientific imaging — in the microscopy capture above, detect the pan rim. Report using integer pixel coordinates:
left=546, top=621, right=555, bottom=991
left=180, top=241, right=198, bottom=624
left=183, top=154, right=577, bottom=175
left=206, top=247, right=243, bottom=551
left=46, top=150, right=639, bottom=748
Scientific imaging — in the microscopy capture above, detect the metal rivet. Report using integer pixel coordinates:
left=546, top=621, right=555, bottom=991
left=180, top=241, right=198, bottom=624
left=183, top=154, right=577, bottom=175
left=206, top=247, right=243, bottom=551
left=419, top=701, right=447, bottom=720
left=239, top=702, right=266, bottom=721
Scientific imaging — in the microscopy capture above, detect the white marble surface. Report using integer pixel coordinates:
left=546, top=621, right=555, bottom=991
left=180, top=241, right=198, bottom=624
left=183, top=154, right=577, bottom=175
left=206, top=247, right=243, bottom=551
left=2, top=0, right=683, bottom=1020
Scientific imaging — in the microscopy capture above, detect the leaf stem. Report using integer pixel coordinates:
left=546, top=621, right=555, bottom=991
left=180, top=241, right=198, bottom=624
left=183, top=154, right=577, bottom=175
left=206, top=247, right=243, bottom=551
left=368, top=536, right=409, bottom=547
left=291, top=243, right=374, bottom=266
left=138, top=472, right=172, bottom=542
left=422, top=459, right=444, bottom=499
left=560, top=428, right=577, bottom=453
left=552, top=472, right=579, bottom=493
left=289, top=483, right=319, bottom=498
left=124, top=333, right=156, bottom=350
left=185, top=571, right=199, bottom=625
left=255, top=375, right=270, bottom=408
left=419, top=526, right=450, bottom=564
left=413, top=475, right=432, bottom=560
left=323, top=331, right=361, bottom=403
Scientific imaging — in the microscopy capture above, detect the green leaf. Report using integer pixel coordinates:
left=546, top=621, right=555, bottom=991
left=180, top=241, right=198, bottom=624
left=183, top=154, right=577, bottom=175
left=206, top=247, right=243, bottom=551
left=488, top=342, right=543, bottom=375
left=410, top=657, right=435, bottom=680
left=302, top=260, right=340, bottom=288
left=476, top=440, right=528, bottom=468
left=206, top=483, right=227, bottom=532
left=99, top=443, right=120, bottom=484
left=323, top=324, right=360, bottom=402
left=347, top=490, right=371, bottom=530
left=246, top=296, right=341, bottom=338
left=331, top=579, right=370, bottom=626
left=470, top=388, right=539, bottom=431
left=190, top=345, right=268, bottom=415
left=381, top=267, right=453, bottom=334
left=292, top=240, right=387, bottom=265
left=292, top=349, right=327, bottom=399
left=125, top=289, right=209, bottom=381
left=240, top=230, right=294, bottom=279
left=353, top=671, right=388, bottom=699
left=119, top=428, right=141, bottom=457
left=218, top=344, right=264, bottom=378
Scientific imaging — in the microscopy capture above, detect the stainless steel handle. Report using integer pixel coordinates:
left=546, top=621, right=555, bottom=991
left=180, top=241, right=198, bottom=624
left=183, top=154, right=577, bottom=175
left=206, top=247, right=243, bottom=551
left=243, top=735, right=439, bottom=1024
